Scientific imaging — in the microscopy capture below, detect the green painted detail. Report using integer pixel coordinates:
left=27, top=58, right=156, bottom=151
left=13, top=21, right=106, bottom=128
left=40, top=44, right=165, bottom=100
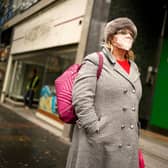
left=150, top=39, right=168, bottom=129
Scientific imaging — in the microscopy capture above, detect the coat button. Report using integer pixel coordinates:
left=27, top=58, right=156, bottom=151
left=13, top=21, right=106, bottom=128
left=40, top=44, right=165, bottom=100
left=98, top=116, right=101, bottom=121
left=132, top=89, right=136, bottom=94
left=123, top=89, right=128, bottom=94
left=132, top=107, right=136, bottom=111
left=121, top=125, right=125, bottom=129
left=76, top=120, right=82, bottom=128
left=130, top=125, right=134, bottom=129
left=122, top=107, right=127, bottom=112
left=96, top=128, right=100, bottom=134
left=118, top=144, right=122, bottom=148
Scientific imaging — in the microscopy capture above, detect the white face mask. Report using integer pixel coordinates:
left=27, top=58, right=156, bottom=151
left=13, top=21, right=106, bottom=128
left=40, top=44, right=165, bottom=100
left=113, top=34, right=133, bottom=51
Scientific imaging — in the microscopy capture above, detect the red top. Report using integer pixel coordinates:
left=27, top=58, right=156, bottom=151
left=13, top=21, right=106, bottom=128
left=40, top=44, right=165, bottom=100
left=117, top=59, right=130, bottom=74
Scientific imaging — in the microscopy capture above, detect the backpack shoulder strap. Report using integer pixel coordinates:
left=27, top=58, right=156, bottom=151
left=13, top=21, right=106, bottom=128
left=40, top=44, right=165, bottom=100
left=96, top=52, right=103, bottom=79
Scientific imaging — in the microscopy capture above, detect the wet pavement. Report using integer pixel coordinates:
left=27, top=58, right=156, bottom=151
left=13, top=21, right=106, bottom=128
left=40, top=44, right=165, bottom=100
left=140, top=130, right=168, bottom=168
left=0, top=105, right=69, bottom=168
left=1, top=104, right=168, bottom=168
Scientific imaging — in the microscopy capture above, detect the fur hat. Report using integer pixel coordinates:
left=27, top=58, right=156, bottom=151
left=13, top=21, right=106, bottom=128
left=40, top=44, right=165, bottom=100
left=104, top=17, right=137, bottom=43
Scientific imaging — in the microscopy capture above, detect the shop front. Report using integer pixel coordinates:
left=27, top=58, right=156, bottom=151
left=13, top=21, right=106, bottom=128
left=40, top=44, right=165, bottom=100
left=0, top=45, right=10, bottom=92
left=1, top=0, right=88, bottom=138
left=10, top=46, right=77, bottom=133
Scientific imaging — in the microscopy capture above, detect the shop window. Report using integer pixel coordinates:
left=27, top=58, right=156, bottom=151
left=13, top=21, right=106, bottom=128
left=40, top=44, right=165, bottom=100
left=10, top=47, right=76, bottom=112
left=39, top=50, right=76, bottom=114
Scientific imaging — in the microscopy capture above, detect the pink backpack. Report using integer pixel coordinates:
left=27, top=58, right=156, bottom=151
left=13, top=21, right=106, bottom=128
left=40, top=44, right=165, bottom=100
left=55, top=52, right=103, bottom=124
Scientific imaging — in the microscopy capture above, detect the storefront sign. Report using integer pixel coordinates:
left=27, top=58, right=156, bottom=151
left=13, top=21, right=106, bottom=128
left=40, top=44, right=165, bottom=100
left=24, top=24, right=50, bottom=42
left=11, top=0, right=87, bottom=54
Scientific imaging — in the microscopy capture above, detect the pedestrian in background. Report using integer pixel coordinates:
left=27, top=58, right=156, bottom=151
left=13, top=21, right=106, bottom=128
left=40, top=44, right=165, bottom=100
left=24, top=68, right=39, bottom=109
left=66, top=17, right=142, bottom=168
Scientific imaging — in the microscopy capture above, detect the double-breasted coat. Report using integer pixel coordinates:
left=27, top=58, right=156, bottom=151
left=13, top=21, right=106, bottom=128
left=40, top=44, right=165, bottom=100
left=66, top=47, right=142, bottom=168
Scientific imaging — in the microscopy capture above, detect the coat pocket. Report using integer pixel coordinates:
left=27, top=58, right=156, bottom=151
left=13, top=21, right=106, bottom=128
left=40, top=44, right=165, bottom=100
left=86, top=116, right=108, bottom=143
left=97, top=116, right=108, bottom=132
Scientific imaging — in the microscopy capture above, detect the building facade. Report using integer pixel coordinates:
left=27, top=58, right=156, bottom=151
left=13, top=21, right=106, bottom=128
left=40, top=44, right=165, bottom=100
left=0, top=0, right=168, bottom=140
left=0, top=0, right=92, bottom=140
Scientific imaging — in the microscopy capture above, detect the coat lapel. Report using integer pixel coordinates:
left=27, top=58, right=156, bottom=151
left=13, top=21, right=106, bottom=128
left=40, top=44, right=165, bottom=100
left=113, top=61, right=140, bottom=87
left=102, top=47, right=140, bottom=88
left=113, top=62, right=129, bottom=81
left=128, top=60, right=140, bottom=83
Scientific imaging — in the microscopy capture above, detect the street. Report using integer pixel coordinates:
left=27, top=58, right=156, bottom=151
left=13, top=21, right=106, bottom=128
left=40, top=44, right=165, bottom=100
left=0, top=105, right=69, bottom=168
left=139, top=133, right=168, bottom=168
left=0, top=105, right=168, bottom=168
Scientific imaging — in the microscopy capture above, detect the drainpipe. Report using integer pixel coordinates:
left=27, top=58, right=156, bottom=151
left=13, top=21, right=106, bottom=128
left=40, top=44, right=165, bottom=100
left=161, top=6, right=167, bottom=38
left=63, top=0, right=111, bottom=141
left=62, top=0, right=95, bottom=141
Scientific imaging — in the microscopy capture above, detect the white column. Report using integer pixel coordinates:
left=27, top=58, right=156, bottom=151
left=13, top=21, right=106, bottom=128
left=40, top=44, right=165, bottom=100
left=75, top=0, right=95, bottom=63
left=9, top=60, right=18, bottom=96
left=62, top=0, right=95, bottom=141
left=0, top=55, right=13, bottom=103
left=62, top=124, right=73, bottom=141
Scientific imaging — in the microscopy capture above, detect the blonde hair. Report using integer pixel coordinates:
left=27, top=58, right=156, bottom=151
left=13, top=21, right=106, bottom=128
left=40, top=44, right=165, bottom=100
left=104, top=41, right=135, bottom=61
left=126, top=50, right=135, bottom=61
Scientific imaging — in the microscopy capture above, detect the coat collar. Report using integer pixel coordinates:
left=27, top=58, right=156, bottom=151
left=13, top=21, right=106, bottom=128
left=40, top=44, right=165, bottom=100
left=102, top=47, right=140, bottom=87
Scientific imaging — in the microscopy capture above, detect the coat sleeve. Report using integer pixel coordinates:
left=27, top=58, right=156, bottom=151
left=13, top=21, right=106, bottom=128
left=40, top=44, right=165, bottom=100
left=72, top=53, right=100, bottom=134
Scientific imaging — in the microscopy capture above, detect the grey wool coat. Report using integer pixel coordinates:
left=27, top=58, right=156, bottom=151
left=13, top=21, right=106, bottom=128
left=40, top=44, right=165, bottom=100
left=66, top=47, right=142, bottom=168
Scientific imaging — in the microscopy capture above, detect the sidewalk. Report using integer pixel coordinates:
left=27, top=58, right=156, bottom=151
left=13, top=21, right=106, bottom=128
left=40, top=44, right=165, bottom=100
left=139, top=130, right=168, bottom=168
left=0, top=104, right=69, bottom=168
left=0, top=102, right=70, bottom=144
left=1, top=102, right=168, bottom=168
